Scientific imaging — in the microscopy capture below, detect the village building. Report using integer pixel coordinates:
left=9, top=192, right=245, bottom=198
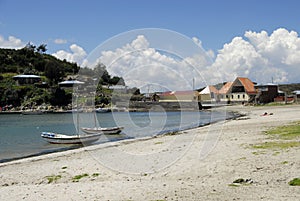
left=158, top=90, right=199, bottom=102
left=58, top=80, right=85, bottom=88
left=13, top=74, right=41, bottom=85
left=219, top=77, right=257, bottom=104
left=254, top=83, right=279, bottom=104
left=199, top=85, right=219, bottom=103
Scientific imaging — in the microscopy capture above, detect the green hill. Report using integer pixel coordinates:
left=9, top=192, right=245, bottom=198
left=0, top=44, right=126, bottom=110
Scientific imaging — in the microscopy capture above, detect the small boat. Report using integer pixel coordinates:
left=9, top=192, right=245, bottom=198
left=95, top=108, right=111, bottom=113
left=81, top=126, right=124, bottom=135
left=41, top=132, right=102, bottom=144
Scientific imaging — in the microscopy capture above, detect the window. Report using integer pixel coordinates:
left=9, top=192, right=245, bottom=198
left=231, top=95, right=234, bottom=99
left=237, top=95, right=240, bottom=99
left=243, top=94, right=245, bottom=99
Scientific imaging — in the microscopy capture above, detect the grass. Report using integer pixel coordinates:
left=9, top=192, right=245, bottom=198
left=251, top=121, right=300, bottom=151
left=266, top=121, right=300, bottom=140
left=45, top=175, right=62, bottom=184
left=252, top=141, right=300, bottom=150
left=72, top=173, right=89, bottom=182
left=92, top=173, right=100, bottom=177
left=288, top=178, right=300, bottom=186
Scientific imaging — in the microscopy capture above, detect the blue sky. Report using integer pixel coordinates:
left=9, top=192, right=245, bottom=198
left=1, top=0, right=300, bottom=87
left=1, top=0, right=299, bottom=53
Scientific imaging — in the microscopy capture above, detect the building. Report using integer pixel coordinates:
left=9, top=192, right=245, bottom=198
left=219, top=77, right=257, bottom=103
left=158, top=90, right=199, bottom=102
left=255, top=83, right=278, bottom=103
left=58, top=80, right=85, bottom=87
left=199, top=85, right=219, bottom=103
left=13, top=74, right=41, bottom=85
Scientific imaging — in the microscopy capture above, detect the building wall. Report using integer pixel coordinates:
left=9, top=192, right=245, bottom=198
left=219, top=92, right=250, bottom=103
left=255, top=85, right=278, bottom=103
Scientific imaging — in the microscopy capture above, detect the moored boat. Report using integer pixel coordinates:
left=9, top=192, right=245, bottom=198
left=81, top=126, right=123, bottom=135
left=41, top=132, right=101, bottom=144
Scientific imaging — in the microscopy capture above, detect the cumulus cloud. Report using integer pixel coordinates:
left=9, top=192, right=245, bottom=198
left=93, top=35, right=212, bottom=92
left=52, top=44, right=87, bottom=65
left=54, top=38, right=67, bottom=44
left=0, top=35, right=24, bottom=49
left=210, top=28, right=300, bottom=84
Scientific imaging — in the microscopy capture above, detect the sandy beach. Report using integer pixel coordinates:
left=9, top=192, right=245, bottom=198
left=0, top=105, right=299, bottom=200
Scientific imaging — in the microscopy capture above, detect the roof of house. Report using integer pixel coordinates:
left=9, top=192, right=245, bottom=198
left=293, top=90, right=300, bottom=95
left=200, top=85, right=218, bottom=94
left=236, top=77, right=256, bottom=94
left=13, top=74, right=41, bottom=79
left=219, top=77, right=256, bottom=94
left=218, top=82, right=233, bottom=94
left=58, top=80, right=85, bottom=85
left=159, top=90, right=197, bottom=96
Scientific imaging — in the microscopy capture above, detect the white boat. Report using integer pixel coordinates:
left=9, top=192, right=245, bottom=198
left=95, top=108, right=111, bottom=113
left=41, top=132, right=101, bottom=144
left=81, top=126, right=124, bottom=135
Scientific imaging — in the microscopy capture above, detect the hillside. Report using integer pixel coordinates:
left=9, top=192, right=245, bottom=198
left=0, top=45, right=127, bottom=110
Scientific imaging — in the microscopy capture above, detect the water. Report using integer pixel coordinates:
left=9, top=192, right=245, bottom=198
left=0, top=110, right=230, bottom=163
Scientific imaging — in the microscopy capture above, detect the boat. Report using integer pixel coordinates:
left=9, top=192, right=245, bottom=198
left=41, top=132, right=102, bottom=144
left=95, top=108, right=111, bottom=113
left=81, top=126, right=124, bottom=135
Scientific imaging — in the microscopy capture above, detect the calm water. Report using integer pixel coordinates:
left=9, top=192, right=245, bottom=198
left=0, top=111, right=230, bottom=162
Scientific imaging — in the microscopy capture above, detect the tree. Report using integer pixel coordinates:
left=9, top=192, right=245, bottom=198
left=45, top=60, right=64, bottom=85
left=36, top=44, right=47, bottom=53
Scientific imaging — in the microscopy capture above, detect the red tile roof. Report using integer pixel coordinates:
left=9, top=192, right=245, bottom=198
left=236, top=77, right=256, bottom=94
left=219, top=82, right=233, bottom=94
left=218, top=77, right=256, bottom=95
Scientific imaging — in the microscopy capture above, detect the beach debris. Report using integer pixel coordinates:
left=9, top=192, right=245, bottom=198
left=231, top=178, right=254, bottom=186
left=261, top=112, right=274, bottom=116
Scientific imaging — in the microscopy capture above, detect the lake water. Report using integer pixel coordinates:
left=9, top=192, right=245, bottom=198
left=0, top=110, right=230, bottom=163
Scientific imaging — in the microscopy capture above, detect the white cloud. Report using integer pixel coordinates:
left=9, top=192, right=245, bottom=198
left=93, top=35, right=212, bottom=92
left=0, top=35, right=25, bottom=49
left=54, top=38, right=67, bottom=44
left=207, top=28, right=300, bottom=84
left=52, top=44, right=87, bottom=65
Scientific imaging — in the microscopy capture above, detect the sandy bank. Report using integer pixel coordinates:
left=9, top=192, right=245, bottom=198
left=0, top=105, right=299, bottom=200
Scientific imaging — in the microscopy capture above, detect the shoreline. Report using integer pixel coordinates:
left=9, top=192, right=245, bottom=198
left=0, top=105, right=299, bottom=200
left=0, top=109, right=238, bottom=164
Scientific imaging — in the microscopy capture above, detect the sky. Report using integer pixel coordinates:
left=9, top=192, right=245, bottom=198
left=1, top=0, right=300, bottom=90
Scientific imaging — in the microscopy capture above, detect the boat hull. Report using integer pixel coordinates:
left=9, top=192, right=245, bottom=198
left=41, top=132, right=101, bottom=144
left=81, top=126, right=123, bottom=135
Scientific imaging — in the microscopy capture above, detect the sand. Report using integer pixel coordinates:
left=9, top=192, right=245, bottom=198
left=0, top=105, right=299, bottom=200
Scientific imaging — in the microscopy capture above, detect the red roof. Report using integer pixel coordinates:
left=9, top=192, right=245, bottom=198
left=236, top=77, right=256, bottom=94
left=219, top=82, right=233, bottom=94
left=218, top=77, right=256, bottom=95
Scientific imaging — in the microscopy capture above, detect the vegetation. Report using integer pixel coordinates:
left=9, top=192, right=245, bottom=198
left=45, top=174, right=62, bottom=184
left=265, top=121, right=300, bottom=140
left=72, top=173, right=89, bottom=182
left=0, top=45, right=130, bottom=109
left=288, top=178, right=300, bottom=186
left=251, top=121, right=300, bottom=151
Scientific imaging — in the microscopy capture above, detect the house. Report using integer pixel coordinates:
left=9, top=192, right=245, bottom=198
left=219, top=77, right=257, bottom=103
left=199, top=85, right=219, bottom=103
left=13, top=74, right=41, bottom=85
left=58, top=80, right=85, bottom=87
left=255, top=83, right=278, bottom=103
left=158, top=90, right=199, bottom=102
